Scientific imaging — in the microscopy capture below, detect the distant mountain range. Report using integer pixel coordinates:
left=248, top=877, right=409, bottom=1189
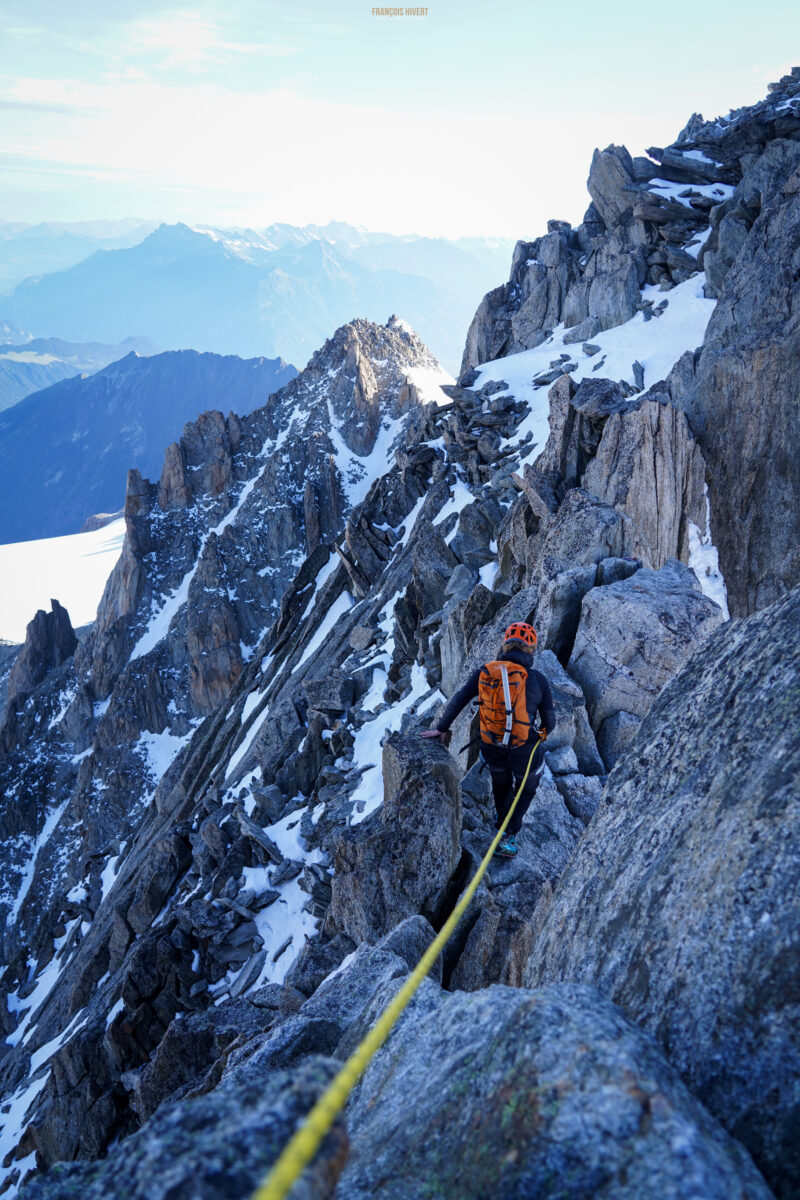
left=0, top=334, right=158, bottom=412
left=0, top=219, right=159, bottom=290
left=0, top=221, right=515, bottom=374
left=0, top=349, right=297, bottom=543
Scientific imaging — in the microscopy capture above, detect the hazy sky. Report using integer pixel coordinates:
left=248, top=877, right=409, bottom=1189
left=1, top=0, right=797, bottom=236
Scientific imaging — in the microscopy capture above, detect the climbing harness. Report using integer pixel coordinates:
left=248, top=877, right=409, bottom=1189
left=250, top=731, right=545, bottom=1200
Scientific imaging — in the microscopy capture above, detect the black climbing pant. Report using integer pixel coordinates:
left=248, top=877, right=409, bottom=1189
left=480, top=739, right=545, bottom=835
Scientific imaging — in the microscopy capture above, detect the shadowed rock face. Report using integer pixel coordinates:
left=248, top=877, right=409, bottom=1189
left=0, top=315, right=444, bottom=967
left=337, top=983, right=771, bottom=1200
left=7, top=601, right=77, bottom=704
left=528, top=586, right=800, bottom=1197
left=670, top=158, right=800, bottom=616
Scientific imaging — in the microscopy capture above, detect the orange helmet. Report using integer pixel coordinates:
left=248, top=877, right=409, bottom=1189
left=504, top=621, right=537, bottom=648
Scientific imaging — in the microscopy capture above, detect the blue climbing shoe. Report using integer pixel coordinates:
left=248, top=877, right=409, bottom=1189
left=495, top=832, right=518, bottom=858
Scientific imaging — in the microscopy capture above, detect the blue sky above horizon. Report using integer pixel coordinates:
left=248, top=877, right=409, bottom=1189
left=1, top=0, right=798, bottom=237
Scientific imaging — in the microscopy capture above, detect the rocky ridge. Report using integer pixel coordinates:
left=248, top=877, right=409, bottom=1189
left=1, top=73, right=798, bottom=1200
left=463, top=67, right=800, bottom=617
left=0, top=317, right=448, bottom=980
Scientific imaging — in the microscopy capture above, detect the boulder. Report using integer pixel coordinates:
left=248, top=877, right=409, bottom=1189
left=284, top=932, right=357, bottom=998
left=300, top=944, right=412, bottom=1037
left=23, top=1057, right=346, bottom=1200
left=536, top=376, right=629, bottom=490
left=587, top=144, right=637, bottom=229
left=337, top=983, right=771, bottom=1200
left=131, top=999, right=268, bottom=1121
left=324, top=734, right=461, bottom=944
left=553, top=772, right=604, bottom=824
left=533, top=650, right=604, bottom=773
left=460, top=285, right=513, bottom=376
left=567, top=559, right=724, bottom=768
left=440, top=581, right=500, bottom=696
left=586, top=235, right=643, bottom=330
left=529, top=587, right=800, bottom=1196
left=302, top=673, right=355, bottom=713
left=376, top=914, right=441, bottom=980
left=529, top=490, right=629, bottom=578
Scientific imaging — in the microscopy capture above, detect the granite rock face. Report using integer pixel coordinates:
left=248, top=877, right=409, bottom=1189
left=324, top=734, right=462, bottom=944
left=337, top=983, right=772, bottom=1200
left=671, top=154, right=800, bottom=616
left=463, top=68, right=800, bottom=628
left=567, top=559, right=725, bottom=767
left=7, top=601, right=77, bottom=704
left=22, top=1057, right=346, bottom=1200
left=529, top=586, right=800, bottom=1196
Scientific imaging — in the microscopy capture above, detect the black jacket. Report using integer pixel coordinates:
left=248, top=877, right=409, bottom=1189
left=436, top=648, right=556, bottom=740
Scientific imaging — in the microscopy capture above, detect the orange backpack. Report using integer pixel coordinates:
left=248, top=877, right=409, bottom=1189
left=478, top=660, right=531, bottom=747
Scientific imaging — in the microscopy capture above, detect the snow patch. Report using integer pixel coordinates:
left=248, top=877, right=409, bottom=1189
left=299, top=551, right=339, bottom=621
left=403, top=363, right=454, bottom=407
left=470, top=274, right=717, bottom=461
left=295, top=589, right=354, bottom=671
left=0, top=520, right=125, bottom=644
left=135, top=725, right=196, bottom=781
left=394, top=495, right=426, bottom=549
left=131, top=472, right=260, bottom=662
left=8, top=799, right=69, bottom=925
left=0, top=1072, right=50, bottom=1197
left=647, top=178, right=734, bottom=206
left=681, top=149, right=723, bottom=165
left=100, top=852, right=122, bottom=902
left=105, top=998, right=124, bottom=1028
left=350, top=662, right=431, bottom=825
left=689, top=485, right=730, bottom=620
left=432, top=480, right=474, bottom=529
left=325, top=399, right=407, bottom=508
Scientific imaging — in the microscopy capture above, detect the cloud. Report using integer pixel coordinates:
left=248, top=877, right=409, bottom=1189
left=123, top=9, right=295, bottom=70
left=0, top=98, right=87, bottom=116
left=0, top=70, right=678, bottom=236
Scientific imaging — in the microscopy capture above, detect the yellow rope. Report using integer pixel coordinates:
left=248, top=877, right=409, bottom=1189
left=250, top=732, right=544, bottom=1200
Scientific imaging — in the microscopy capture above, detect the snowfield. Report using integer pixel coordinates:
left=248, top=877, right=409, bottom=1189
left=0, top=519, right=125, bottom=643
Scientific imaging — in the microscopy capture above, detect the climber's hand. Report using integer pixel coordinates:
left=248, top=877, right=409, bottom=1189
left=421, top=729, right=444, bottom=740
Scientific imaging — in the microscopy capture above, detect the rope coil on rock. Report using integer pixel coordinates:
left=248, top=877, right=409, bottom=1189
left=250, top=732, right=545, bottom=1200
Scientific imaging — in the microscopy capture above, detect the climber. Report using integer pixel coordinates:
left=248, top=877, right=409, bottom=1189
left=422, top=622, right=554, bottom=858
